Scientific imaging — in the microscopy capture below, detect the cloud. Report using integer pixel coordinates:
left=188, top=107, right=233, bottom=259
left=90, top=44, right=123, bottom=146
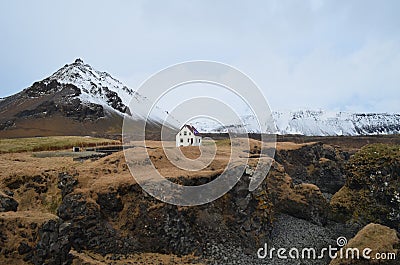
left=0, top=0, right=398, bottom=112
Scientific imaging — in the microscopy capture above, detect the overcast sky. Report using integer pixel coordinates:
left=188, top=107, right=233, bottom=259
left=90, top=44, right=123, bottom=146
left=0, top=0, right=399, bottom=113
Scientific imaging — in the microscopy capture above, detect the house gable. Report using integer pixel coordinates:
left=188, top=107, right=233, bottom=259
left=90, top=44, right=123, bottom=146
left=176, top=124, right=202, bottom=146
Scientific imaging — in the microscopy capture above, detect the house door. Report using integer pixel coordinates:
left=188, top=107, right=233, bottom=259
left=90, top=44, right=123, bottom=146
left=191, top=138, right=193, bottom=145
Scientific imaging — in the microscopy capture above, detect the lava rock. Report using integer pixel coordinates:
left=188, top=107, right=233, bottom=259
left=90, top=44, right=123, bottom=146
left=96, top=192, right=124, bottom=214
left=57, top=192, right=136, bottom=255
left=267, top=162, right=329, bottom=226
left=275, top=142, right=348, bottom=194
left=57, top=173, right=78, bottom=198
left=30, top=219, right=72, bottom=265
left=0, top=191, right=18, bottom=212
left=18, top=242, right=32, bottom=255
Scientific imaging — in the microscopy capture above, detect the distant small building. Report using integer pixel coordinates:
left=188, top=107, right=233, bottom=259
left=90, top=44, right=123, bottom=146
left=176, top=124, right=202, bottom=147
left=72, top=146, right=80, bottom=152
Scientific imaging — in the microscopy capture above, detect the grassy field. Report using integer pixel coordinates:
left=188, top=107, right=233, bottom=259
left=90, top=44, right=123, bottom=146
left=0, top=136, right=119, bottom=153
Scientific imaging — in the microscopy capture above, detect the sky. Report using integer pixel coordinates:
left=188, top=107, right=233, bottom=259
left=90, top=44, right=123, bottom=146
left=0, top=0, right=399, bottom=113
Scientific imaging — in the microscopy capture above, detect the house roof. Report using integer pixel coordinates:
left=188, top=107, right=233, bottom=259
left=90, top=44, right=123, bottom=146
left=180, top=124, right=201, bottom=136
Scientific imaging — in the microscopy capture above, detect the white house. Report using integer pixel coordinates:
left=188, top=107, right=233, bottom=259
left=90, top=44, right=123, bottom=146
left=176, top=124, right=202, bottom=147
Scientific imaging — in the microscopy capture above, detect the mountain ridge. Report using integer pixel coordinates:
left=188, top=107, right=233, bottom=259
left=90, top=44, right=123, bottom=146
left=192, top=110, right=400, bottom=136
left=0, top=59, right=399, bottom=137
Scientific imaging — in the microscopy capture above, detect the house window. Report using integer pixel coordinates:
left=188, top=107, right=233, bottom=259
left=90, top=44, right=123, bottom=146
left=184, top=131, right=187, bottom=136
left=187, top=139, right=190, bottom=142
left=180, top=138, right=183, bottom=143
left=198, top=139, right=201, bottom=143
left=189, top=132, right=191, bottom=135
left=180, top=132, right=182, bottom=136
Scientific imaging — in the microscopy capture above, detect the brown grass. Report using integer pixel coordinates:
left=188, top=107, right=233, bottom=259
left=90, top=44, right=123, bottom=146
left=276, top=141, right=316, bottom=151
left=0, top=136, right=119, bottom=153
left=0, top=137, right=304, bottom=195
left=70, top=250, right=204, bottom=265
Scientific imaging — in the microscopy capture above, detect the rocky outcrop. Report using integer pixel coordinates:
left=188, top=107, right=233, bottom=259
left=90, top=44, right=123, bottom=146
left=30, top=219, right=71, bottom=265
left=54, top=170, right=274, bottom=258
left=0, top=211, right=70, bottom=265
left=275, top=142, right=349, bottom=194
left=330, top=144, right=400, bottom=232
left=102, top=87, right=130, bottom=115
left=329, top=223, right=399, bottom=265
left=11, top=79, right=107, bottom=122
left=57, top=172, right=78, bottom=198
left=266, top=162, right=329, bottom=225
left=16, top=98, right=105, bottom=122
left=58, top=192, right=135, bottom=256
left=25, top=80, right=80, bottom=98
left=0, top=120, right=15, bottom=130
left=0, top=191, right=18, bottom=212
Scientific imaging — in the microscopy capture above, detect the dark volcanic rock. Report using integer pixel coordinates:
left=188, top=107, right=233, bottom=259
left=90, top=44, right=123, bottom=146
left=16, top=100, right=58, bottom=118
left=96, top=192, right=124, bottom=215
left=59, top=98, right=105, bottom=122
left=0, top=191, right=18, bottom=212
left=18, top=241, right=32, bottom=255
left=25, top=80, right=64, bottom=97
left=57, top=172, right=78, bottom=198
left=30, top=219, right=71, bottom=265
left=16, top=80, right=105, bottom=122
left=57, top=192, right=136, bottom=255
left=275, top=142, right=349, bottom=194
left=55, top=170, right=274, bottom=258
left=0, top=119, right=15, bottom=130
left=16, top=98, right=105, bottom=122
left=103, top=87, right=130, bottom=114
left=0, top=213, right=71, bottom=265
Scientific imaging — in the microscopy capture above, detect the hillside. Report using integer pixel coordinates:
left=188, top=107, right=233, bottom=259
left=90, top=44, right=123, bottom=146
left=0, top=59, right=171, bottom=139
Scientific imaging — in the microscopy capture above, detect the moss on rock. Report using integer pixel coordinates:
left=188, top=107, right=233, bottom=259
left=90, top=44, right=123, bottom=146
left=331, top=144, right=400, bottom=231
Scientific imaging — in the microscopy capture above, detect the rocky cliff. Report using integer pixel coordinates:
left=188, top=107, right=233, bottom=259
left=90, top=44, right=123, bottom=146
left=1, top=140, right=399, bottom=264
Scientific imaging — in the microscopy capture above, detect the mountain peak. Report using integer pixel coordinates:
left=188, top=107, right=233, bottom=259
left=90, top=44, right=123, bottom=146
left=74, top=58, right=84, bottom=64
left=38, top=59, right=137, bottom=116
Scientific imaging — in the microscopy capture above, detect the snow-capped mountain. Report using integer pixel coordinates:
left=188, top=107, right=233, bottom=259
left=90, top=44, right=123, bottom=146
left=192, top=110, right=400, bottom=136
left=44, top=58, right=173, bottom=123
left=273, top=110, right=400, bottom=136
left=0, top=59, right=176, bottom=138
left=45, top=58, right=137, bottom=115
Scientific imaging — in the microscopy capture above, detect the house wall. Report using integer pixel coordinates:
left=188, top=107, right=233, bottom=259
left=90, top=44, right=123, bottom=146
left=176, top=126, right=202, bottom=147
